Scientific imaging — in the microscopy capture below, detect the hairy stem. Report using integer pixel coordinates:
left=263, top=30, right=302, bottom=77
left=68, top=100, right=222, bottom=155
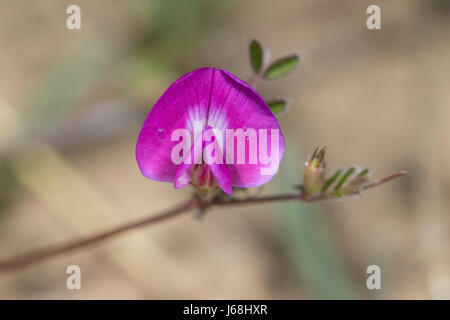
left=249, top=72, right=263, bottom=88
left=0, top=171, right=406, bottom=273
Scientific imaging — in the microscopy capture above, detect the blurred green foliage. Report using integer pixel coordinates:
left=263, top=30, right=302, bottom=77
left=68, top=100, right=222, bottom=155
left=0, top=159, right=17, bottom=215
left=278, top=140, right=358, bottom=299
left=135, top=0, right=225, bottom=70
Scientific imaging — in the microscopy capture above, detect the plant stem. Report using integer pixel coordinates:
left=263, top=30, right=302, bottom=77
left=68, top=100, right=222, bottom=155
left=0, top=198, right=198, bottom=273
left=0, top=171, right=407, bottom=273
left=249, top=72, right=263, bottom=88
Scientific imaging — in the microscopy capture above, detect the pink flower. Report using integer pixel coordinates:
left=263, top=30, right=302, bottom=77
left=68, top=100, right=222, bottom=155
left=136, top=68, right=285, bottom=194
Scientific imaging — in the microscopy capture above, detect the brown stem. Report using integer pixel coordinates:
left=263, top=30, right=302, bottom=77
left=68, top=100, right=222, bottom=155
left=0, top=171, right=407, bottom=273
left=249, top=72, right=263, bottom=88
left=0, top=198, right=199, bottom=273
left=362, top=171, right=408, bottom=190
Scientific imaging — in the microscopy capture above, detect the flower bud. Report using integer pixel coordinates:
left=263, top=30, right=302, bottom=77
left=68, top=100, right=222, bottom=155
left=303, top=147, right=326, bottom=195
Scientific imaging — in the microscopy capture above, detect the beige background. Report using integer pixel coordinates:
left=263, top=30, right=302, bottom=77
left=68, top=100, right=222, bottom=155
left=0, top=0, right=448, bottom=299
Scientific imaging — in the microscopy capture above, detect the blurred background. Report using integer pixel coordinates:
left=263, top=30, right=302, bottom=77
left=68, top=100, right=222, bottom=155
left=0, top=0, right=449, bottom=299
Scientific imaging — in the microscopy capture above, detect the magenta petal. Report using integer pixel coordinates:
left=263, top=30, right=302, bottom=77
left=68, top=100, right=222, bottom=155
left=173, top=132, right=205, bottom=189
left=173, top=162, right=193, bottom=189
left=174, top=128, right=232, bottom=194
left=208, top=162, right=232, bottom=194
left=136, top=67, right=285, bottom=192
left=208, top=69, right=285, bottom=187
left=136, top=68, right=214, bottom=182
left=202, top=138, right=232, bottom=194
